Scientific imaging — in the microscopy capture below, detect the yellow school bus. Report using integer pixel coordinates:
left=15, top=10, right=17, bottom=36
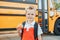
left=0, top=0, right=38, bottom=30
left=38, top=0, right=60, bottom=35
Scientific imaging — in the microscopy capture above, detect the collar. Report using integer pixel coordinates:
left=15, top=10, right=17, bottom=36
left=25, top=20, right=35, bottom=26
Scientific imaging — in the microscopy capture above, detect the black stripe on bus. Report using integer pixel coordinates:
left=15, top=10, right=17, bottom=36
left=0, top=28, right=16, bottom=31
left=0, top=14, right=38, bottom=17
left=0, top=6, right=25, bottom=10
left=0, top=14, right=25, bottom=16
left=0, top=6, right=38, bottom=10
left=0, top=1, right=38, bottom=5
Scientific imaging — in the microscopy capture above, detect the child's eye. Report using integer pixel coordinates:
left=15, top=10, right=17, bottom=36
left=27, top=14, right=30, bottom=15
left=31, top=14, right=34, bottom=15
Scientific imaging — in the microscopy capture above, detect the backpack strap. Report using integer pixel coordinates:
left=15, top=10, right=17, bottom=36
left=34, top=22, right=38, bottom=40
left=21, top=21, right=25, bottom=40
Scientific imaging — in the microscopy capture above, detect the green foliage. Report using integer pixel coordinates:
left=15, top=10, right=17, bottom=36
left=54, top=2, right=60, bottom=10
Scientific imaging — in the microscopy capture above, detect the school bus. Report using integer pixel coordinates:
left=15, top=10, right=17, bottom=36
left=0, top=0, right=38, bottom=30
left=38, top=0, right=60, bottom=35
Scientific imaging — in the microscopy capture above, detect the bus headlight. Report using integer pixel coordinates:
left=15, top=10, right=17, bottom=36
left=49, top=11, right=54, bottom=17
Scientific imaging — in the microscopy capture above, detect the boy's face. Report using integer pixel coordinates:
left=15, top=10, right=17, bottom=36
left=26, top=10, right=36, bottom=21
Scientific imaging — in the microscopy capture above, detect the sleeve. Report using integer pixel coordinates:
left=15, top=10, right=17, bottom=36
left=38, top=24, right=43, bottom=36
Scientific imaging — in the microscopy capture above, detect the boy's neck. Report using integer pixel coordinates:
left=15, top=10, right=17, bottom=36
left=27, top=20, right=34, bottom=24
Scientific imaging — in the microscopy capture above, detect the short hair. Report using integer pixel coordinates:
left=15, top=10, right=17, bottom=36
left=25, top=6, right=36, bottom=12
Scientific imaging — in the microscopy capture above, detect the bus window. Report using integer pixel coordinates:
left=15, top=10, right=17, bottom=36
left=50, top=0, right=54, bottom=8
left=25, top=0, right=36, bottom=3
left=0, top=0, right=36, bottom=3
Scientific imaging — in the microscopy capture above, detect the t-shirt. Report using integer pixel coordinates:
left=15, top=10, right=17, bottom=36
left=20, top=21, right=43, bottom=40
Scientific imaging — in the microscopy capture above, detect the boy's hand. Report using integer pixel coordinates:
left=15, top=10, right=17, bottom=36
left=38, top=35, right=42, bottom=40
left=16, top=24, right=23, bottom=31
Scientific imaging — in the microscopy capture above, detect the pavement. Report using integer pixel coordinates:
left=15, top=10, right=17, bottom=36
left=0, top=33, right=20, bottom=40
left=0, top=31, right=60, bottom=40
left=42, top=35, right=60, bottom=40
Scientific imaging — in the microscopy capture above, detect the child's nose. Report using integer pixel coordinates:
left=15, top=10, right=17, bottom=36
left=30, top=14, right=32, bottom=16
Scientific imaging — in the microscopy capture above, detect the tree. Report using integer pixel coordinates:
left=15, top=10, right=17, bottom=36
left=54, top=2, right=60, bottom=10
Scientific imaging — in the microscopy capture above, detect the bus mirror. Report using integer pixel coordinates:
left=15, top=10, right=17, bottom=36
left=49, top=11, right=55, bottom=18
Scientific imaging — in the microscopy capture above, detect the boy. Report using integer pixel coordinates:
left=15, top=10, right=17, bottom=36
left=17, top=6, right=43, bottom=40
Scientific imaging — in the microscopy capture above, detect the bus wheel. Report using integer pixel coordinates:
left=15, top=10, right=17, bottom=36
left=54, top=19, right=60, bottom=35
